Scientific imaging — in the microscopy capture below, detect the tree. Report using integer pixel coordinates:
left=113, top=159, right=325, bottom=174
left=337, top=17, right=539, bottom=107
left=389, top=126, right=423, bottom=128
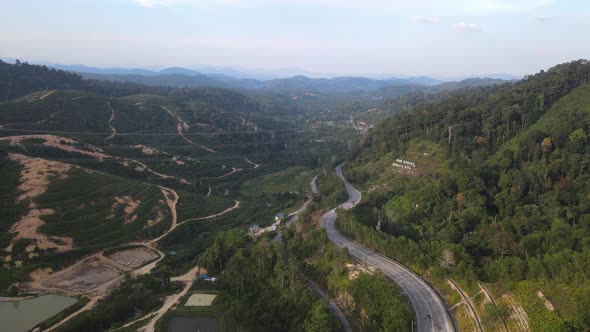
left=569, top=128, right=588, bottom=152
left=303, top=301, right=339, bottom=332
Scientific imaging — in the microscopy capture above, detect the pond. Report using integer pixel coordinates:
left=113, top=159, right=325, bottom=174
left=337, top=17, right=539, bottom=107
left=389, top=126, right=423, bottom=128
left=167, top=316, right=217, bottom=332
left=0, top=294, right=77, bottom=332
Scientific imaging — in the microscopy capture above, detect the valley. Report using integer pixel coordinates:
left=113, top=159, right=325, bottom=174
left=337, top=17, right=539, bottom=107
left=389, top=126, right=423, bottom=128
left=0, top=58, right=589, bottom=332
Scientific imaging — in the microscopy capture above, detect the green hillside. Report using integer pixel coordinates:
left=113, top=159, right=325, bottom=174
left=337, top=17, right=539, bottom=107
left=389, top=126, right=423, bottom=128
left=343, top=60, right=590, bottom=330
left=0, top=60, right=340, bottom=301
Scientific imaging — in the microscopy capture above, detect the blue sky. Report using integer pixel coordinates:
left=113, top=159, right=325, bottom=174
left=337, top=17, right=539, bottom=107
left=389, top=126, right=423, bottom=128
left=1, top=0, right=589, bottom=78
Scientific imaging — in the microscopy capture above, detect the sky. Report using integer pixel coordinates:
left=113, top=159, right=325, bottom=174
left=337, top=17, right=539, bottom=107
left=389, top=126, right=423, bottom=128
left=1, top=0, right=589, bottom=78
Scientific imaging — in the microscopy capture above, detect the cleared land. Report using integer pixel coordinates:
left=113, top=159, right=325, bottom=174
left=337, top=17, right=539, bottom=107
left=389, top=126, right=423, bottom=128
left=38, top=256, right=125, bottom=295
left=184, top=293, right=217, bottom=307
left=108, top=247, right=160, bottom=269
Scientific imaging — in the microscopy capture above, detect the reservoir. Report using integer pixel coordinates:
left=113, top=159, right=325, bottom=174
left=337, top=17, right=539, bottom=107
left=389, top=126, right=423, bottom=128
left=0, top=294, right=77, bottom=332
left=167, top=316, right=217, bottom=332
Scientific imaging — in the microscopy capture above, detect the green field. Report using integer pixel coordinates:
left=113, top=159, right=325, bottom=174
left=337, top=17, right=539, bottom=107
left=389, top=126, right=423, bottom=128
left=241, top=166, right=315, bottom=196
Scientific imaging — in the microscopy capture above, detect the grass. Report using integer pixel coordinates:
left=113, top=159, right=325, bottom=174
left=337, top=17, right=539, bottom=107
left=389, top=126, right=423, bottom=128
left=240, top=166, right=315, bottom=196
left=113, top=316, right=152, bottom=332
left=402, top=139, right=449, bottom=175
left=453, top=303, right=477, bottom=332
left=175, top=188, right=234, bottom=222
left=240, top=166, right=315, bottom=215
left=485, top=280, right=567, bottom=332
left=348, top=139, right=448, bottom=191
left=0, top=159, right=27, bottom=252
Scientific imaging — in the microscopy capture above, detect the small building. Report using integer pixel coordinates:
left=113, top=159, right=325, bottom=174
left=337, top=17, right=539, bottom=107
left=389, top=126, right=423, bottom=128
left=248, top=224, right=261, bottom=239
left=275, top=213, right=286, bottom=222
left=197, top=274, right=217, bottom=282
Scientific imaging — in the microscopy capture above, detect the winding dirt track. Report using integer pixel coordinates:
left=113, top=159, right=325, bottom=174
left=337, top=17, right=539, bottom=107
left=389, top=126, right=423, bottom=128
left=161, top=106, right=217, bottom=153
left=201, top=167, right=243, bottom=180
left=244, top=156, right=260, bottom=169
left=38, top=181, right=241, bottom=330
left=39, top=90, right=55, bottom=100
left=140, top=266, right=201, bottom=332
left=105, top=101, right=117, bottom=145
left=180, top=200, right=240, bottom=223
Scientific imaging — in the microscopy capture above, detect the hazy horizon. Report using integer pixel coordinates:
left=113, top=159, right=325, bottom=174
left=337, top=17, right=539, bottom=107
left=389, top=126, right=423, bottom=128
left=2, top=0, right=589, bottom=78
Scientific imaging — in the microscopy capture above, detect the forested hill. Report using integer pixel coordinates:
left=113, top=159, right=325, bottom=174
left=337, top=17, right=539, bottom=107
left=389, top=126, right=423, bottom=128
left=0, top=59, right=181, bottom=100
left=344, top=59, right=590, bottom=330
left=353, top=59, right=590, bottom=161
left=0, top=60, right=85, bottom=101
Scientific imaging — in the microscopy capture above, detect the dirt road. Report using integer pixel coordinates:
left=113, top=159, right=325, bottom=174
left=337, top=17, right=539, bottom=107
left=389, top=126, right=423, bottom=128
left=180, top=200, right=240, bottom=223
left=161, top=106, right=217, bottom=153
left=105, top=101, right=117, bottom=144
left=201, top=167, right=243, bottom=180
left=39, top=90, right=55, bottom=100
left=244, top=156, right=260, bottom=169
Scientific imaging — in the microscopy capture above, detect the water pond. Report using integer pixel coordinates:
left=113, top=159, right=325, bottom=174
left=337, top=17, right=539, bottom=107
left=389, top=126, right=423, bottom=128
left=167, top=316, right=217, bottom=332
left=0, top=294, right=77, bottom=332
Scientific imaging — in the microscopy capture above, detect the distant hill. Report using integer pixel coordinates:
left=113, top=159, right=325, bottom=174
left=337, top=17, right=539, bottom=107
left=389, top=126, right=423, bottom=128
left=427, top=77, right=511, bottom=93
left=80, top=72, right=231, bottom=89
left=77, top=71, right=464, bottom=95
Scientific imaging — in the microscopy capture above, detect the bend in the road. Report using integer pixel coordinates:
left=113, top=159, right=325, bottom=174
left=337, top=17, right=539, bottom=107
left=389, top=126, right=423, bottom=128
left=320, top=164, right=455, bottom=332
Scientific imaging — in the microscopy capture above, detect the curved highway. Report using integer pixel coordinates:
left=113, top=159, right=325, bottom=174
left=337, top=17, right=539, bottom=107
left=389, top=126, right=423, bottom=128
left=320, top=165, right=455, bottom=332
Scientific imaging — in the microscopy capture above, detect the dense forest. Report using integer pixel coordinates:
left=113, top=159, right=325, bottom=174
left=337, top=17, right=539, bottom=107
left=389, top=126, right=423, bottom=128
left=198, top=207, right=411, bottom=331
left=343, top=60, right=590, bottom=330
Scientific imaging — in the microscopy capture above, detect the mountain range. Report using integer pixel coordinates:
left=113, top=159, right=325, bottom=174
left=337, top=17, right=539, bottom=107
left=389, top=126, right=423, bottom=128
left=0, top=57, right=518, bottom=95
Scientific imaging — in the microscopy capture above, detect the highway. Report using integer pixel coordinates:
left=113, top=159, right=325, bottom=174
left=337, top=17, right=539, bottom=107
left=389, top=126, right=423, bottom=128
left=320, top=165, right=455, bottom=332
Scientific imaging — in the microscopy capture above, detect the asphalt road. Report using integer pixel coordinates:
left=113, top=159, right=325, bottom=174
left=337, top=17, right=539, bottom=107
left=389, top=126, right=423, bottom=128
left=320, top=165, right=455, bottom=332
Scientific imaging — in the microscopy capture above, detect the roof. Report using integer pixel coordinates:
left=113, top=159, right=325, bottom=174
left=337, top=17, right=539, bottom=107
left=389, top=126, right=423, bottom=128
left=276, top=213, right=286, bottom=218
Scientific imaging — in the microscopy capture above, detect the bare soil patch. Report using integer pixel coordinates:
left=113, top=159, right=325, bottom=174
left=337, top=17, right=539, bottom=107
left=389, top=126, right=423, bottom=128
left=131, top=144, right=167, bottom=156
left=1, top=135, right=110, bottom=161
left=11, top=208, right=74, bottom=254
left=2, top=136, right=192, bottom=185
left=109, top=196, right=141, bottom=223
left=9, top=153, right=72, bottom=203
left=30, top=267, right=54, bottom=280
left=172, top=156, right=185, bottom=165
left=536, top=291, right=555, bottom=311
left=40, top=257, right=124, bottom=294
left=108, top=247, right=160, bottom=269
left=6, top=154, right=74, bottom=254
left=146, top=206, right=165, bottom=227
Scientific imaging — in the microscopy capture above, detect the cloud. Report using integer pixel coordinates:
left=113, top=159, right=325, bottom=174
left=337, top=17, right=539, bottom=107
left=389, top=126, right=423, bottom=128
left=124, top=0, right=554, bottom=15
left=134, top=0, right=169, bottom=7
left=454, top=22, right=481, bottom=32
left=412, top=16, right=440, bottom=24
left=533, top=15, right=554, bottom=22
